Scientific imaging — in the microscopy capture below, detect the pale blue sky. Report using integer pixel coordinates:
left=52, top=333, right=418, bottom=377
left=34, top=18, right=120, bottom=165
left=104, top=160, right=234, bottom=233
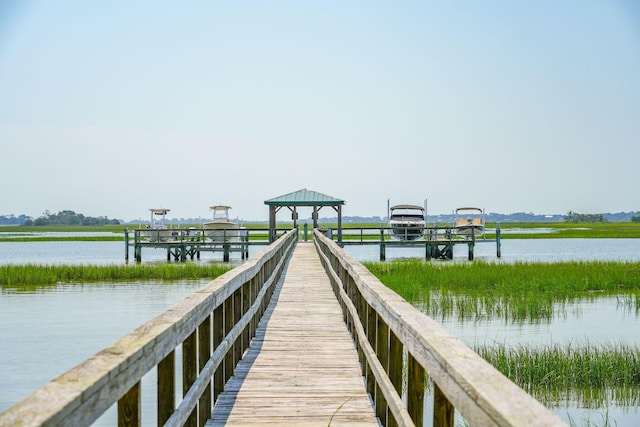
left=1, top=1, right=639, bottom=221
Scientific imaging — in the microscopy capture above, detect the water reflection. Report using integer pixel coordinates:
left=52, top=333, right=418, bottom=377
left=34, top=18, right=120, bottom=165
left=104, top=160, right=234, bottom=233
left=431, top=296, right=640, bottom=347
left=0, top=241, right=264, bottom=265
left=344, top=238, right=640, bottom=263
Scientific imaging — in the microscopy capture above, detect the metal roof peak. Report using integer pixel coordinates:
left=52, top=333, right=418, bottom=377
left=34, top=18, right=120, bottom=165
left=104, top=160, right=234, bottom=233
left=264, top=188, right=345, bottom=206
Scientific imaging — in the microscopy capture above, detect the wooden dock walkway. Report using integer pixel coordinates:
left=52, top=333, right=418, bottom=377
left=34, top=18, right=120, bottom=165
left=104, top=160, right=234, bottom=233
left=207, top=242, right=379, bottom=426
left=1, top=229, right=566, bottom=427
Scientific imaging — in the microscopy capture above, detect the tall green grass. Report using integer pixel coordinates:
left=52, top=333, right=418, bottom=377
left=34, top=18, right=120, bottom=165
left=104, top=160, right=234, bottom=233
left=0, top=236, right=124, bottom=242
left=496, top=222, right=640, bottom=239
left=0, top=263, right=234, bottom=287
left=477, top=342, right=640, bottom=407
left=365, top=260, right=640, bottom=322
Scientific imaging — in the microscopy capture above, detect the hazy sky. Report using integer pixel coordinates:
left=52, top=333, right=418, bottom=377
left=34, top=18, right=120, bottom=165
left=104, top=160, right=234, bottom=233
left=1, top=1, right=639, bottom=221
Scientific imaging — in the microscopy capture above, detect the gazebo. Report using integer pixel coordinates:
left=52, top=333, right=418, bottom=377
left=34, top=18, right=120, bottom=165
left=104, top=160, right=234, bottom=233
left=264, top=188, right=345, bottom=244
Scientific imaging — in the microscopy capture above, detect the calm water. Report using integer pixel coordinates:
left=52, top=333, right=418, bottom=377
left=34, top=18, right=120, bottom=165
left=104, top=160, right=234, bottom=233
left=0, top=240, right=267, bottom=265
left=0, top=281, right=205, bottom=425
left=1, top=238, right=640, bottom=426
left=344, top=238, right=640, bottom=263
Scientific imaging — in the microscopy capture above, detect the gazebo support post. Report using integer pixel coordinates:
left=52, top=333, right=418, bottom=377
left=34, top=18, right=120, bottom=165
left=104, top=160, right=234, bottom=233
left=337, top=205, right=343, bottom=247
left=269, top=206, right=277, bottom=243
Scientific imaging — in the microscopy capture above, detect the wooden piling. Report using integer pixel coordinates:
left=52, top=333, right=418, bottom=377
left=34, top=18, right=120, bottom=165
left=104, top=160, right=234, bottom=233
left=124, top=228, right=129, bottom=262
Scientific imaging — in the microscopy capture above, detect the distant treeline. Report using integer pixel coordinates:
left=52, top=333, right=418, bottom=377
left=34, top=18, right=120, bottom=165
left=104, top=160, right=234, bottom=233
left=3, top=211, right=640, bottom=225
left=563, top=211, right=608, bottom=223
left=22, top=210, right=120, bottom=226
left=562, top=211, right=640, bottom=223
left=0, top=214, right=32, bottom=225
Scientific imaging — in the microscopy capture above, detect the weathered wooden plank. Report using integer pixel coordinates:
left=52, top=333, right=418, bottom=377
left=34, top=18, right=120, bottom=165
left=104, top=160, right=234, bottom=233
left=117, top=381, right=140, bottom=427
left=208, top=243, right=378, bottom=426
left=198, top=316, right=212, bottom=427
left=157, top=351, right=175, bottom=426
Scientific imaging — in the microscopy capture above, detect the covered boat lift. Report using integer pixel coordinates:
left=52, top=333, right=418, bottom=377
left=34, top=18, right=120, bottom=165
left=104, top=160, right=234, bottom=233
left=264, top=188, right=345, bottom=245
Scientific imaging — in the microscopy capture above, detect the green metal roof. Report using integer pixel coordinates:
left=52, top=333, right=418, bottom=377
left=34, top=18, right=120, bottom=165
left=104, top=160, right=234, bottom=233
left=264, top=188, right=345, bottom=206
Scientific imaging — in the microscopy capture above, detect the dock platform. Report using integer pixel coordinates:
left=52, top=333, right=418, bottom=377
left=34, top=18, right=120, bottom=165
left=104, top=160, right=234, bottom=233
left=207, top=242, right=378, bottom=426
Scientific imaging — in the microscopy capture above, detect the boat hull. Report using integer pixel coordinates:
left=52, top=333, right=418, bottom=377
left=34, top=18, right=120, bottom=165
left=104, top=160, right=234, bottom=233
left=388, top=204, right=426, bottom=241
left=455, top=225, right=485, bottom=238
left=203, top=222, right=246, bottom=243
left=389, top=221, right=425, bottom=241
left=140, top=229, right=176, bottom=243
left=454, top=209, right=485, bottom=239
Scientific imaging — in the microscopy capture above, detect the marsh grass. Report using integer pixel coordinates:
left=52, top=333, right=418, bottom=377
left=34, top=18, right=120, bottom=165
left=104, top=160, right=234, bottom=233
left=0, top=263, right=234, bottom=287
left=3, top=221, right=640, bottom=241
left=312, top=221, right=640, bottom=239
left=0, top=224, right=278, bottom=241
left=496, top=222, right=640, bottom=239
left=477, top=342, right=640, bottom=407
left=365, top=260, right=640, bottom=322
left=0, top=236, right=124, bottom=242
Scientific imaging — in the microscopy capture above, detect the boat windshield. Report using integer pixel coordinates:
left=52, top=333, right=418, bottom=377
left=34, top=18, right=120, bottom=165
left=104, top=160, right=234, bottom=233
left=390, top=206, right=424, bottom=220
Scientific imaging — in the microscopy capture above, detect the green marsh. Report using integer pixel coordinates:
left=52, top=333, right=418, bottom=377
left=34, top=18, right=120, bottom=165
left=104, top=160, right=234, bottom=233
left=0, top=263, right=234, bottom=287
left=366, top=259, right=640, bottom=411
left=365, top=260, right=640, bottom=322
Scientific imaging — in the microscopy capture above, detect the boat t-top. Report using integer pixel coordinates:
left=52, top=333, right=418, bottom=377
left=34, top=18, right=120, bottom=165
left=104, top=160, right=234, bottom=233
left=454, top=207, right=485, bottom=239
left=388, top=204, right=426, bottom=241
left=203, top=205, right=246, bottom=243
left=141, top=208, right=174, bottom=242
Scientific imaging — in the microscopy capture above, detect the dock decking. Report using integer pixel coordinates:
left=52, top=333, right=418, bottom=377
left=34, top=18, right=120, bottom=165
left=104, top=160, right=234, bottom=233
left=207, top=242, right=378, bottom=426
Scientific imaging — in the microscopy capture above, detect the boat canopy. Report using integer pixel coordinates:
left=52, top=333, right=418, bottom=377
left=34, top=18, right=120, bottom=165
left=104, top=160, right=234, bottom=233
left=149, top=208, right=170, bottom=215
left=456, top=207, right=483, bottom=213
left=390, top=204, right=424, bottom=211
left=209, top=205, right=232, bottom=221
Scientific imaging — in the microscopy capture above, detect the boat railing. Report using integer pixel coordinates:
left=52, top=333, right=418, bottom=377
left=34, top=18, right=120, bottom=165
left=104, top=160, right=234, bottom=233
left=0, top=229, right=298, bottom=427
left=130, top=227, right=290, bottom=244
left=313, top=229, right=566, bottom=426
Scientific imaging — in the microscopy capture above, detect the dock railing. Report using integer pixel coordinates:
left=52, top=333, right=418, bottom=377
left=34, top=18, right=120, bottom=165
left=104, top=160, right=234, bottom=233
left=0, top=229, right=297, bottom=427
left=313, top=229, right=567, bottom=427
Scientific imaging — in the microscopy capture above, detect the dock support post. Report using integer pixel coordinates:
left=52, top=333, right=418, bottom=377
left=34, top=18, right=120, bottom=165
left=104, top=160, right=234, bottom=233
left=135, top=245, right=141, bottom=263
left=468, top=228, right=475, bottom=261
left=380, top=229, right=386, bottom=261
left=496, top=222, right=502, bottom=258
left=124, top=228, right=129, bottom=262
left=223, top=243, right=230, bottom=262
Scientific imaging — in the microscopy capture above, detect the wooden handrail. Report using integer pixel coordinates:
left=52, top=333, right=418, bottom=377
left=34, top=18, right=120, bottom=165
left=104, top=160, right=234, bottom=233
left=0, top=229, right=297, bottom=427
left=313, top=229, right=567, bottom=427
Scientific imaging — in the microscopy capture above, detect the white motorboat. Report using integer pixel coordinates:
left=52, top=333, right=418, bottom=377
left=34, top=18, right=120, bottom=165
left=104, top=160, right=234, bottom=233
left=454, top=207, right=485, bottom=239
left=140, top=208, right=175, bottom=242
left=388, top=204, right=426, bottom=241
left=203, top=205, right=246, bottom=243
